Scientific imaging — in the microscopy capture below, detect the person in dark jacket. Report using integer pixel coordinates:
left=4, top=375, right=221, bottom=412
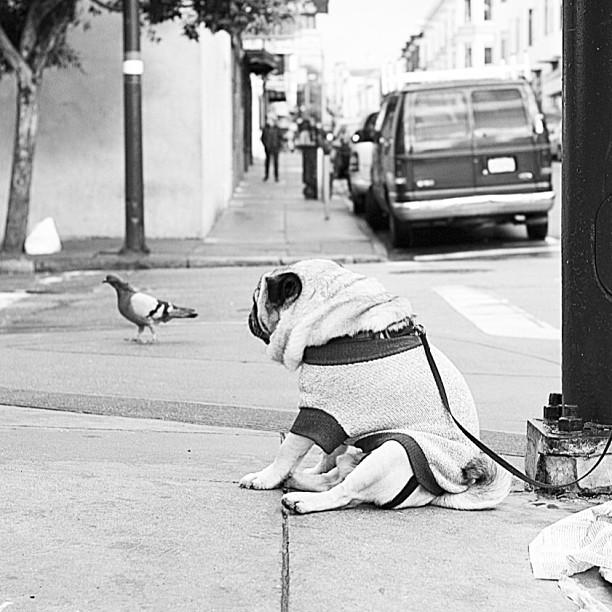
left=261, top=115, right=283, bottom=182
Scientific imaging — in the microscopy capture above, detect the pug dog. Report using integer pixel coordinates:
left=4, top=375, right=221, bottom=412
left=240, top=259, right=511, bottom=514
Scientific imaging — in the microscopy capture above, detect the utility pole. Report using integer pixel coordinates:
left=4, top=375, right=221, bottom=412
left=526, top=0, right=612, bottom=490
left=121, top=0, right=148, bottom=255
left=562, top=0, right=612, bottom=425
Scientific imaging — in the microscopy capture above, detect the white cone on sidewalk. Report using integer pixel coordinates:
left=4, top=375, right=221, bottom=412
left=24, top=217, right=62, bottom=255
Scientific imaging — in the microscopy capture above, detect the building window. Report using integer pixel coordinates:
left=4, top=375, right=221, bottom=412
left=501, top=37, right=508, bottom=61
left=465, top=44, right=472, bottom=68
left=544, top=0, right=550, bottom=35
left=528, top=9, right=534, bottom=46
left=465, top=0, right=471, bottom=23
left=484, top=0, right=492, bottom=21
left=484, top=47, right=493, bottom=64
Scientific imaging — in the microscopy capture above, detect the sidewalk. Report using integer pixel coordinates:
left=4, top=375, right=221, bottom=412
left=1, top=405, right=603, bottom=611
left=7, top=152, right=385, bottom=274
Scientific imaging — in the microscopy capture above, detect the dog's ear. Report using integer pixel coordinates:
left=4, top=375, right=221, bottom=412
left=266, top=272, right=302, bottom=308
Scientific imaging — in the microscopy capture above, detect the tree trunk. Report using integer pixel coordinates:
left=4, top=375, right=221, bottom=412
left=1, top=81, right=39, bottom=255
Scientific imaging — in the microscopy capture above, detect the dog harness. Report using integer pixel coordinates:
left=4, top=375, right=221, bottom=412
left=291, top=328, right=481, bottom=498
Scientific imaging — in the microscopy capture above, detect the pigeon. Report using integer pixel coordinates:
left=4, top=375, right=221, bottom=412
left=102, top=274, right=198, bottom=343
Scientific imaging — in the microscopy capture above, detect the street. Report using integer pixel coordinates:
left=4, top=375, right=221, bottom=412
left=0, top=249, right=560, bottom=436
left=0, top=162, right=562, bottom=438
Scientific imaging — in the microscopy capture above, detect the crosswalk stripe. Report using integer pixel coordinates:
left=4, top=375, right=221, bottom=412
left=414, top=238, right=560, bottom=262
left=0, top=292, right=28, bottom=310
left=434, top=285, right=560, bottom=340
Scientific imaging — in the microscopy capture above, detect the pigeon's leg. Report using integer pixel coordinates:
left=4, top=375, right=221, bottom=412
left=126, top=326, right=146, bottom=343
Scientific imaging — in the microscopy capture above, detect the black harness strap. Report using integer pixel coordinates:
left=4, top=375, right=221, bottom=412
left=381, top=476, right=419, bottom=510
left=418, top=328, right=612, bottom=491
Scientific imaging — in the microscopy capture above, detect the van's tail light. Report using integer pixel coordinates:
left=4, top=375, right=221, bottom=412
left=395, top=159, right=409, bottom=198
left=395, top=159, right=407, bottom=183
left=539, top=145, right=553, bottom=177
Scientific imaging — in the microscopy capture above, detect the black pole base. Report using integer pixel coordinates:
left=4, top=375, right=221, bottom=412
left=525, top=418, right=612, bottom=494
left=118, top=244, right=150, bottom=256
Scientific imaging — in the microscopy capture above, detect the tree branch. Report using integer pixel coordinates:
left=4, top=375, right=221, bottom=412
left=89, top=0, right=122, bottom=12
left=20, top=0, right=68, bottom=60
left=31, top=5, right=75, bottom=77
left=0, top=22, right=34, bottom=90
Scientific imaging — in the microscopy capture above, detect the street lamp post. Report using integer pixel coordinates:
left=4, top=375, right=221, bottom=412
left=121, top=0, right=148, bottom=255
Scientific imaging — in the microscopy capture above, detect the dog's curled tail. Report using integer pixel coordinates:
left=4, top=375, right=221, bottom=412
left=431, top=455, right=512, bottom=510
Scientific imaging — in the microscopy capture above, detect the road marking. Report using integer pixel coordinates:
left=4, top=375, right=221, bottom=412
left=0, top=292, right=28, bottom=309
left=414, top=238, right=560, bottom=262
left=434, top=285, right=560, bottom=340
left=39, top=270, right=100, bottom=285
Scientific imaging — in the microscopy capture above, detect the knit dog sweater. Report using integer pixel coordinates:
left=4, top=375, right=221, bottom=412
left=290, top=333, right=481, bottom=495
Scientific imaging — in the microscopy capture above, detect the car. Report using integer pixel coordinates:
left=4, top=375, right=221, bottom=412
left=366, top=71, right=555, bottom=248
left=545, top=111, right=562, bottom=160
left=348, top=111, right=378, bottom=214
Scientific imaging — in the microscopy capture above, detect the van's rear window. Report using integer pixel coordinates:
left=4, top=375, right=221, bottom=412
left=410, top=90, right=469, bottom=148
left=472, top=88, right=529, bottom=134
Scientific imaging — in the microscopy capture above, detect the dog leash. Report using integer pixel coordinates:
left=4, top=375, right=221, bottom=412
left=417, top=327, right=612, bottom=490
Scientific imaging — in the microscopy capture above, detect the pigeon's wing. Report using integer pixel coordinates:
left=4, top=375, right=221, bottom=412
left=121, top=291, right=161, bottom=326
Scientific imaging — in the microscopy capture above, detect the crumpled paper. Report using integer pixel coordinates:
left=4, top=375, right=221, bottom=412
left=24, top=217, right=62, bottom=255
left=529, top=501, right=612, bottom=582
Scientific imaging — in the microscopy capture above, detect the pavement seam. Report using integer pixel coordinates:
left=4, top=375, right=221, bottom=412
left=281, top=504, right=291, bottom=612
left=280, top=431, right=291, bottom=612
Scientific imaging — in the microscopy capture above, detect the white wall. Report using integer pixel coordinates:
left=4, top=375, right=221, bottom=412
left=0, top=10, right=233, bottom=240
left=199, top=27, right=233, bottom=235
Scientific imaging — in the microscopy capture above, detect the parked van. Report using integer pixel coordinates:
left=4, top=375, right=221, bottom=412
left=366, top=72, right=554, bottom=247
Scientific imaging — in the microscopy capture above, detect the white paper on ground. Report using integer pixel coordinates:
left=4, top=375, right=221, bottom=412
left=558, top=576, right=612, bottom=612
left=529, top=501, right=612, bottom=582
left=24, top=217, right=62, bottom=255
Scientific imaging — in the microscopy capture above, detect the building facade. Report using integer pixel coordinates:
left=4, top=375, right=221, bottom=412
left=415, top=0, right=562, bottom=113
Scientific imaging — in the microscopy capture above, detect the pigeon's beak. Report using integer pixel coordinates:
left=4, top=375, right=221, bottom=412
left=102, top=279, right=109, bottom=284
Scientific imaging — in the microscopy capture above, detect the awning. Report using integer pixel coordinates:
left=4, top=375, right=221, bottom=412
left=245, top=50, right=279, bottom=76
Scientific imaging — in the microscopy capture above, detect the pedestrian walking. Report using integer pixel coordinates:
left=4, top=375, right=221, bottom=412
left=261, top=115, right=283, bottom=182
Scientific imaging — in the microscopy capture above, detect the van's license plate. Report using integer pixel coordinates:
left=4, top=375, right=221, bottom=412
left=487, top=157, right=516, bottom=174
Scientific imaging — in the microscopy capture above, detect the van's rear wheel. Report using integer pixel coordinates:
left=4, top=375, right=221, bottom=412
left=526, top=215, right=549, bottom=240
left=389, top=213, right=412, bottom=248
left=364, top=188, right=386, bottom=230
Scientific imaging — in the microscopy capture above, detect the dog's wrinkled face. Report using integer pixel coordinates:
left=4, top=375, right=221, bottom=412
left=249, top=270, right=302, bottom=344
left=248, top=259, right=415, bottom=371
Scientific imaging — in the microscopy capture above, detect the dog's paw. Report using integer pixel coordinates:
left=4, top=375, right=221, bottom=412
left=281, top=493, right=306, bottom=513
left=281, top=492, right=320, bottom=514
left=239, top=468, right=283, bottom=490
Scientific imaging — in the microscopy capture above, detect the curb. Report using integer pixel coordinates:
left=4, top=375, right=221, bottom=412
left=0, top=257, right=36, bottom=274
left=0, top=387, right=527, bottom=456
left=8, top=251, right=386, bottom=275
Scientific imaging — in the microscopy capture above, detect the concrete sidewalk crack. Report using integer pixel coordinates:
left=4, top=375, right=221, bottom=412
left=279, top=430, right=290, bottom=611
left=281, top=504, right=290, bottom=612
